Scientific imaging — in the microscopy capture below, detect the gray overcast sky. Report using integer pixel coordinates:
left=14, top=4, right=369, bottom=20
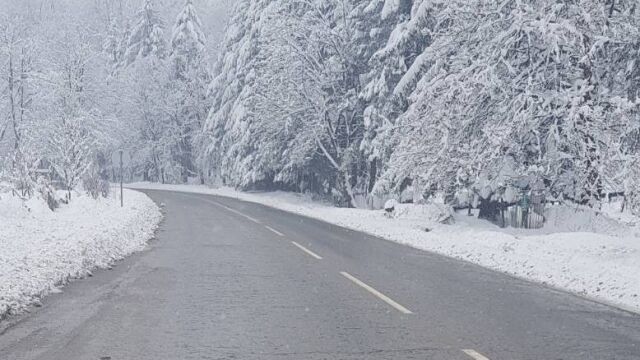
left=0, top=0, right=233, bottom=57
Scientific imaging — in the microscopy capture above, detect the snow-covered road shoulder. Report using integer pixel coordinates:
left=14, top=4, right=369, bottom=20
left=129, top=182, right=640, bottom=314
left=0, top=189, right=162, bottom=319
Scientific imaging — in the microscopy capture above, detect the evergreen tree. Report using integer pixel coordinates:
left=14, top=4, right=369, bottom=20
left=359, top=0, right=443, bottom=199
left=169, top=0, right=210, bottom=182
left=378, top=0, right=640, bottom=207
left=124, top=0, right=167, bottom=66
left=196, top=0, right=640, bottom=210
left=199, top=0, right=271, bottom=185
left=170, top=0, right=207, bottom=80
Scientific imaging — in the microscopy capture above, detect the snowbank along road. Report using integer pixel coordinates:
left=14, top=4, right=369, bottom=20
left=1, top=189, right=640, bottom=359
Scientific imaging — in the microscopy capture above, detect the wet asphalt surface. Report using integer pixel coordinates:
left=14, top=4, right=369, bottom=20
left=1, top=189, right=640, bottom=359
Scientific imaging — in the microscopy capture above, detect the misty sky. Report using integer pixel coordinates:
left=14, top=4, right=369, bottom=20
left=0, top=0, right=233, bottom=56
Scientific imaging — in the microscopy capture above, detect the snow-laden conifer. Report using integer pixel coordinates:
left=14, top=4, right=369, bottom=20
left=124, top=0, right=167, bottom=66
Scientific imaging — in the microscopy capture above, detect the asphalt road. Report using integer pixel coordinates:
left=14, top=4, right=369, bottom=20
left=1, top=189, right=640, bottom=360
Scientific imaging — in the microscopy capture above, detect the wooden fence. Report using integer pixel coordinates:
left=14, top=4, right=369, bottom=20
left=499, top=191, right=546, bottom=229
left=504, top=203, right=545, bottom=229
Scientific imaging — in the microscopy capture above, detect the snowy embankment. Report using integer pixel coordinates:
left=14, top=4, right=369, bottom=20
left=0, top=189, right=162, bottom=319
left=129, top=182, right=640, bottom=313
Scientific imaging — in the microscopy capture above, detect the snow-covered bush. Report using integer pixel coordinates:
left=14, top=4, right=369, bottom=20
left=37, top=176, right=59, bottom=211
left=48, top=118, right=96, bottom=200
left=82, top=168, right=110, bottom=200
left=384, top=199, right=398, bottom=213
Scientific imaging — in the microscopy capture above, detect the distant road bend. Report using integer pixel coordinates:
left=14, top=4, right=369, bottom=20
left=1, top=189, right=640, bottom=359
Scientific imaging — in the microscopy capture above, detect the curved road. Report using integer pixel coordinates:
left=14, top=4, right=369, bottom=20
left=1, top=189, right=640, bottom=359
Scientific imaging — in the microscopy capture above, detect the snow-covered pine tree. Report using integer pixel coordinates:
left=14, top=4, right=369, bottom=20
left=360, top=0, right=444, bottom=200
left=124, top=0, right=167, bottom=66
left=371, top=0, right=468, bottom=200
left=248, top=0, right=374, bottom=206
left=193, top=0, right=640, bottom=211
left=170, top=0, right=206, bottom=80
left=199, top=0, right=272, bottom=186
left=168, top=0, right=210, bottom=182
left=378, top=0, right=640, bottom=209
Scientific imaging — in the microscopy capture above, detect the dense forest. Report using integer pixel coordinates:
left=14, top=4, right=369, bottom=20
left=2, top=0, right=640, bottom=213
left=202, top=0, right=640, bottom=211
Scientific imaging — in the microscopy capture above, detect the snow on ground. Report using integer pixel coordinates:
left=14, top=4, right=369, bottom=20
left=0, top=189, right=162, bottom=319
left=129, top=182, right=640, bottom=313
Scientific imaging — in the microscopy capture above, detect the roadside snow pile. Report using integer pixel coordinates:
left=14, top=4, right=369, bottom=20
left=128, top=183, right=640, bottom=313
left=0, top=189, right=162, bottom=319
left=542, top=204, right=639, bottom=238
left=389, top=203, right=454, bottom=226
